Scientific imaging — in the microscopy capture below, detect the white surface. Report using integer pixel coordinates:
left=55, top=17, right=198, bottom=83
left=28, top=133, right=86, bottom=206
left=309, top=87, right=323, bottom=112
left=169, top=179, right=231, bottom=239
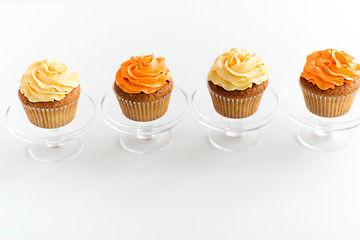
left=1, top=0, right=360, bottom=239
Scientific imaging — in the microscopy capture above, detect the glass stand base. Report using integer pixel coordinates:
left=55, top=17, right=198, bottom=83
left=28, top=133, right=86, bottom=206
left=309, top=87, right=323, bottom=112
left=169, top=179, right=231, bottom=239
left=119, top=131, right=172, bottom=154
left=28, top=139, right=82, bottom=163
left=296, top=127, right=351, bottom=151
left=208, top=129, right=262, bottom=151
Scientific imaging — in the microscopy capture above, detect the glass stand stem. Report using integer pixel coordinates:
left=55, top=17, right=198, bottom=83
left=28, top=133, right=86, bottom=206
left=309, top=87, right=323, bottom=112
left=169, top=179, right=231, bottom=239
left=225, top=130, right=245, bottom=138
left=45, top=128, right=62, bottom=148
left=314, top=129, right=331, bottom=137
left=136, top=125, right=153, bottom=141
left=209, top=129, right=262, bottom=151
left=45, top=143, right=62, bottom=148
left=120, top=130, right=172, bottom=154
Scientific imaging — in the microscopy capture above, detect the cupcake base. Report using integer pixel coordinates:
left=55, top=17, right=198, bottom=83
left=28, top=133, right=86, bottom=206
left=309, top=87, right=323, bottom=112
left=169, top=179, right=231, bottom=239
left=113, top=81, right=173, bottom=122
left=18, top=85, right=81, bottom=129
left=208, top=80, right=268, bottom=119
left=300, top=88, right=357, bottom=118
left=299, top=77, right=360, bottom=118
left=21, top=100, right=79, bottom=129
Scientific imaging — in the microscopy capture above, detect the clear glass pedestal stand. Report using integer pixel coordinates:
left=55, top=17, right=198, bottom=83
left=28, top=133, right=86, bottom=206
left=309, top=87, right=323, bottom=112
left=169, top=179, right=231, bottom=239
left=191, top=84, right=279, bottom=151
left=283, top=84, right=360, bottom=151
left=6, top=94, right=97, bottom=162
left=101, top=86, right=189, bottom=154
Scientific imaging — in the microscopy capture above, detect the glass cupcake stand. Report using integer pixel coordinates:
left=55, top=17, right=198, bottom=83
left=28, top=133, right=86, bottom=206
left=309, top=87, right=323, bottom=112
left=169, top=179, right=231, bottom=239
left=283, top=84, right=360, bottom=151
left=101, top=86, right=189, bottom=153
left=6, top=94, right=96, bottom=162
left=191, top=84, right=279, bottom=151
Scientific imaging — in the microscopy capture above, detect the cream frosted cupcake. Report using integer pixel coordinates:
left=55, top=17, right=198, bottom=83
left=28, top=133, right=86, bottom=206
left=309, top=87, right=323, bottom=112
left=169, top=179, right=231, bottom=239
left=207, top=48, right=269, bottom=118
left=300, top=49, right=360, bottom=118
left=18, top=59, right=81, bottom=128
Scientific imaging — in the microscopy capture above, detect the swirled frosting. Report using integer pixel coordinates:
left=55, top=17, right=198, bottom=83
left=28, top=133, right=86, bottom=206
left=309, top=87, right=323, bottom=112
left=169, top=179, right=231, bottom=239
left=115, top=54, right=171, bottom=94
left=208, top=48, right=269, bottom=91
left=20, top=59, right=80, bottom=102
left=301, top=49, right=360, bottom=90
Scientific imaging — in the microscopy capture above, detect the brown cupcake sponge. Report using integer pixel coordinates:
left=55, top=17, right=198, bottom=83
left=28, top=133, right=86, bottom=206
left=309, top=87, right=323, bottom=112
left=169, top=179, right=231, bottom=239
left=18, top=85, right=81, bottom=108
left=300, top=76, right=360, bottom=96
left=208, top=80, right=268, bottom=97
left=208, top=80, right=268, bottom=119
left=114, top=79, right=173, bottom=102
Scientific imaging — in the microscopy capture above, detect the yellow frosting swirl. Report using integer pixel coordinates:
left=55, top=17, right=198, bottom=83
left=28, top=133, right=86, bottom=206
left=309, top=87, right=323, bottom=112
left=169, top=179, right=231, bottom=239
left=20, top=59, right=80, bottom=102
left=208, top=48, right=269, bottom=91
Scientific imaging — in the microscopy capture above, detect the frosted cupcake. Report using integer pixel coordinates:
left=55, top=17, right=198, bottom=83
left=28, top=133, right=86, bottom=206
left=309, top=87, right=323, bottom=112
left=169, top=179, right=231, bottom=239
left=207, top=48, right=269, bottom=118
left=300, top=49, right=360, bottom=117
left=19, top=59, right=81, bottom=128
left=114, top=54, right=173, bottom=122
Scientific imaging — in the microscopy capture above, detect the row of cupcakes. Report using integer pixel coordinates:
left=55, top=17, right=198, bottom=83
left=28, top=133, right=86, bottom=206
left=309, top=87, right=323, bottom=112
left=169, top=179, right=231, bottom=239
left=18, top=48, right=360, bottom=129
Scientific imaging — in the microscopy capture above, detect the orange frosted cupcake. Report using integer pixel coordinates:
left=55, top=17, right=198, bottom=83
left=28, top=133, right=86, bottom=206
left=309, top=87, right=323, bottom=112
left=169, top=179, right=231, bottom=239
left=19, top=59, right=80, bottom=128
left=114, top=54, right=173, bottom=122
left=300, top=49, right=360, bottom=117
left=207, top=48, right=269, bottom=118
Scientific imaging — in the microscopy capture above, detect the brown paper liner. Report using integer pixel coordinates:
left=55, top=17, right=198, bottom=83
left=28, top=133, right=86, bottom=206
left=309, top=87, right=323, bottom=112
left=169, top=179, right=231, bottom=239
left=301, top=88, right=357, bottom=117
left=21, top=98, right=79, bottom=128
left=115, top=92, right=171, bottom=122
left=208, top=88, right=264, bottom=118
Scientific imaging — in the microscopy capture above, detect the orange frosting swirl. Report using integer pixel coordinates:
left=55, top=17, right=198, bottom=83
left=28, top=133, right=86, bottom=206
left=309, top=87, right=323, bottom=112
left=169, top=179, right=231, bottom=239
left=115, top=54, right=171, bottom=94
left=301, top=49, right=360, bottom=90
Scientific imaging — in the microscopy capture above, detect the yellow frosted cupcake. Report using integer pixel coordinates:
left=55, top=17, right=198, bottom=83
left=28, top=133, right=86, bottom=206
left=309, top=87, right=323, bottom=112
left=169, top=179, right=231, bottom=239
left=18, top=59, right=81, bottom=128
left=207, top=48, right=269, bottom=118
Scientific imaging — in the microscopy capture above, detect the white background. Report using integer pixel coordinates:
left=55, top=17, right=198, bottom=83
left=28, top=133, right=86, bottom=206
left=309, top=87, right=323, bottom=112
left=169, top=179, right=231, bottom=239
left=1, top=0, right=360, bottom=239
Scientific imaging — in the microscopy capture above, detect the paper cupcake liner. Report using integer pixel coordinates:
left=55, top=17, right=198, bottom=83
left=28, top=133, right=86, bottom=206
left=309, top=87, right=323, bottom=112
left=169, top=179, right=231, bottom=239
left=301, top=88, right=357, bottom=117
left=21, top=99, right=79, bottom=129
left=208, top=88, right=264, bottom=118
left=115, top=92, right=171, bottom=122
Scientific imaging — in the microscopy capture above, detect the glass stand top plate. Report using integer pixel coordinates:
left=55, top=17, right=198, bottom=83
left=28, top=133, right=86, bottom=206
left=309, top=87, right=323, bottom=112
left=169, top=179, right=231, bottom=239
left=101, top=86, right=189, bottom=135
left=191, top=84, right=279, bottom=132
left=6, top=94, right=96, bottom=145
left=283, top=84, right=360, bottom=131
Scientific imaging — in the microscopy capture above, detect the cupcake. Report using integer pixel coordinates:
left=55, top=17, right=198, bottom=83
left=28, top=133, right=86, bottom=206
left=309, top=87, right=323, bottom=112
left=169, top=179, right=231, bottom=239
left=114, top=54, right=173, bottom=122
left=300, top=49, right=360, bottom=118
left=207, top=48, right=269, bottom=118
left=19, top=59, right=81, bottom=128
